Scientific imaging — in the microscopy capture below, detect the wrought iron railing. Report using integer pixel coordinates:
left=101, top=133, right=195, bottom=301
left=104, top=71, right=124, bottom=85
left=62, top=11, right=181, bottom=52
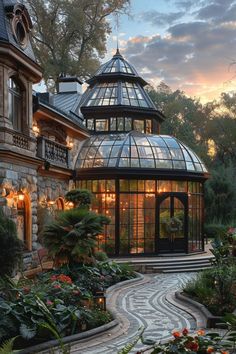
left=37, top=136, right=70, bottom=168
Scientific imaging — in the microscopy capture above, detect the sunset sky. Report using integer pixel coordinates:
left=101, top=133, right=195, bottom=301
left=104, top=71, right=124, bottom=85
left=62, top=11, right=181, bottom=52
left=106, top=0, right=236, bottom=102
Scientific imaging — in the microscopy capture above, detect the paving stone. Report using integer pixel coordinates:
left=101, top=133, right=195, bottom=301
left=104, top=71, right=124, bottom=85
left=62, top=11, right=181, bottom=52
left=69, top=273, right=199, bottom=354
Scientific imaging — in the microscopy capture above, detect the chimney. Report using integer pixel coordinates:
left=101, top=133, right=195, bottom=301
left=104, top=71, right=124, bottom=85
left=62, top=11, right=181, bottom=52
left=57, top=76, right=83, bottom=94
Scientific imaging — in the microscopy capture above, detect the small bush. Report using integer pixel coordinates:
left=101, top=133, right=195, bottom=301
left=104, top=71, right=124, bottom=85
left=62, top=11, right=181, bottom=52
left=204, top=223, right=227, bottom=239
left=0, top=209, right=23, bottom=276
left=94, top=251, right=108, bottom=262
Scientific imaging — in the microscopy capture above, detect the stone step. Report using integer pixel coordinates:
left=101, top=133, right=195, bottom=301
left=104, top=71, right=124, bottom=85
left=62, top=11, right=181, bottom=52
left=148, top=260, right=212, bottom=269
left=163, top=266, right=212, bottom=273
left=151, top=262, right=212, bottom=270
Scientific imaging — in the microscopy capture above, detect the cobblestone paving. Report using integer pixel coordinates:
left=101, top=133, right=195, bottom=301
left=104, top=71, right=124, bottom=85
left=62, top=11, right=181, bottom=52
left=71, top=273, right=197, bottom=354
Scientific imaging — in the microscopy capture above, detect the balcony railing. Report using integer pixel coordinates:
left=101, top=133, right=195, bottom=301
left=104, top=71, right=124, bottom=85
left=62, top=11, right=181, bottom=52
left=37, top=136, right=70, bottom=169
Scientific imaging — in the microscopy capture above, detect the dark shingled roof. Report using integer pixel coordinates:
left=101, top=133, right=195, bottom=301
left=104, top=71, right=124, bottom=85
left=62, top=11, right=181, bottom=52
left=0, top=0, right=36, bottom=62
left=35, top=92, right=87, bottom=132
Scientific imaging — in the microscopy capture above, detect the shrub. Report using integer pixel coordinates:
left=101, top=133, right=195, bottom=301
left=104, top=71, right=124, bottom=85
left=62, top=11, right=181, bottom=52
left=0, top=209, right=23, bottom=276
left=65, top=189, right=92, bottom=208
left=204, top=223, right=228, bottom=239
left=41, top=208, right=110, bottom=266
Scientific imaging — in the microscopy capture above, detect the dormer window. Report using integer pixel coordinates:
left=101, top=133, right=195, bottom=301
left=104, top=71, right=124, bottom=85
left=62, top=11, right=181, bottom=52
left=8, top=78, right=23, bottom=131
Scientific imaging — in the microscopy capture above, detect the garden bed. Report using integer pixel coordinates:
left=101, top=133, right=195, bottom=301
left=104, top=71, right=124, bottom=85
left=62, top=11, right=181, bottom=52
left=17, top=273, right=143, bottom=354
left=175, top=291, right=223, bottom=328
left=0, top=261, right=137, bottom=352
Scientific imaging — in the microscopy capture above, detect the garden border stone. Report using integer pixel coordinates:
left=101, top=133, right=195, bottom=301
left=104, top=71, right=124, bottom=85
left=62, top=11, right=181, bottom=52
left=18, top=272, right=143, bottom=354
left=175, top=291, right=223, bottom=328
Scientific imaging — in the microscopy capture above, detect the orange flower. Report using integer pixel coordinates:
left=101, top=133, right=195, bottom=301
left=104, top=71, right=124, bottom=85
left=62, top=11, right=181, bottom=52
left=197, top=329, right=205, bottom=336
left=207, top=347, right=215, bottom=353
left=182, top=328, right=189, bottom=336
left=172, top=331, right=181, bottom=338
left=221, top=351, right=229, bottom=354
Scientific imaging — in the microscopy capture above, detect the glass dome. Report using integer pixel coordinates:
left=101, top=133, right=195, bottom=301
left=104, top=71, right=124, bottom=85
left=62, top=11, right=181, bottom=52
left=94, top=49, right=139, bottom=77
left=76, top=131, right=208, bottom=173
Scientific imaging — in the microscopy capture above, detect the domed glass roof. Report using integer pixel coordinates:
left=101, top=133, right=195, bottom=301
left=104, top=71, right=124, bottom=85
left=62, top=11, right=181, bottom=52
left=76, top=131, right=208, bottom=173
left=94, top=49, right=139, bottom=77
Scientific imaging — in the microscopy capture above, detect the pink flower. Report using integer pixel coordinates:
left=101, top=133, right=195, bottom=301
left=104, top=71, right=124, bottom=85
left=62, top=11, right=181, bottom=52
left=46, top=300, right=53, bottom=306
left=53, top=284, right=61, bottom=289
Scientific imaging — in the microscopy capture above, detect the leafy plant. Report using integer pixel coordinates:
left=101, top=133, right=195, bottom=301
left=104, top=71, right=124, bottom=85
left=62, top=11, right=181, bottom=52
left=0, top=209, right=23, bottom=276
left=42, top=208, right=110, bottom=265
left=65, top=189, right=92, bottom=208
left=0, top=337, right=19, bottom=354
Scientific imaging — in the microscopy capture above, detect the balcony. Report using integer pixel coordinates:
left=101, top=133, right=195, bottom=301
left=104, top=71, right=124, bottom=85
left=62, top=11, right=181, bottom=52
left=37, top=136, right=70, bottom=169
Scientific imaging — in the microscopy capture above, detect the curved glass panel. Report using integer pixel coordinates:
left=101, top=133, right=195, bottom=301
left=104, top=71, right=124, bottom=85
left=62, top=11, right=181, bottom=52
left=83, top=81, right=155, bottom=109
left=95, top=57, right=138, bottom=76
left=76, top=132, right=208, bottom=173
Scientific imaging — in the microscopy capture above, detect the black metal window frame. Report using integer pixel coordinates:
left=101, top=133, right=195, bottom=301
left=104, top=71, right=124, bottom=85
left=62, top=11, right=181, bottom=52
left=76, top=178, right=204, bottom=256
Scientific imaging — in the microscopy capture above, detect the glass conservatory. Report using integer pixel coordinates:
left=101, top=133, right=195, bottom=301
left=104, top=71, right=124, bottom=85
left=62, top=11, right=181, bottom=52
left=76, top=50, right=209, bottom=256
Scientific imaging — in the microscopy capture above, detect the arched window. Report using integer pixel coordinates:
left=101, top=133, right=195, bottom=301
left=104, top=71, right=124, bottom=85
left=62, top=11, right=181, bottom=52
left=8, top=78, right=23, bottom=131
left=16, top=192, right=31, bottom=251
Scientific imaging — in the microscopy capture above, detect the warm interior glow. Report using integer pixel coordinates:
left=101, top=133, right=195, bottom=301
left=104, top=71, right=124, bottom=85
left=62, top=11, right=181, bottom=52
left=18, top=191, right=25, bottom=201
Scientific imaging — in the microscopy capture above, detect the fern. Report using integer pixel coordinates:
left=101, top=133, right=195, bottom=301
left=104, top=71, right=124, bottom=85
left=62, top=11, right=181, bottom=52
left=0, top=337, right=19, bottom=354
left=118, top=328, right=145, bottom=354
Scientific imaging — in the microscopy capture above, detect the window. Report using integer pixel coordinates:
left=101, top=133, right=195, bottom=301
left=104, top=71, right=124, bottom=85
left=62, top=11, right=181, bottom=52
left=8, top=78, right=23, bottom=131
left=87, top=83, right=118, bottom=106
left=122, top=82, right=148, bottom=107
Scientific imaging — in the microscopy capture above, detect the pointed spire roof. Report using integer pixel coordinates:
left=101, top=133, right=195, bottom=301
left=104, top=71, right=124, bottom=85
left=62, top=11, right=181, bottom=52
left=87, top=49, right=148, bottom=86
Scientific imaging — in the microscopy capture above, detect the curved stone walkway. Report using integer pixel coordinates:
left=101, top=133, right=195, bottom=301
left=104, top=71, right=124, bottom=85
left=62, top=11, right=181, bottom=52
left=70, top=273, right=197, bottom=354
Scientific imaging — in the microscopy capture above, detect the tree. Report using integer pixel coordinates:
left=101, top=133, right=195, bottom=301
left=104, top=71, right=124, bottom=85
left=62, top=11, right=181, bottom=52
left=148, top=83, right=210, bottom=163
left=27, top=0, right=130, bottom=90
left=0, top=209, right=23, bottom=276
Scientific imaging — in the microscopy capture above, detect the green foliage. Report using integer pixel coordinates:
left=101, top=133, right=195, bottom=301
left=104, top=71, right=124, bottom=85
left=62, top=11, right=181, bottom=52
left=0, top=337, right=18, bottom=354
left=94, top=251, right=109, bottom=262
left=42, top=208, right=110, bottom=265
left=65, top=189, right=92, bottom=208
left=27, top=0, right=130, bottom=90
left=204, top=223, right=228, bottom=239
left=184, top=239, right=236, bottom=315
left=205, top=164, right=236, bottom=224
left=0, top=209, right=23, bottom=277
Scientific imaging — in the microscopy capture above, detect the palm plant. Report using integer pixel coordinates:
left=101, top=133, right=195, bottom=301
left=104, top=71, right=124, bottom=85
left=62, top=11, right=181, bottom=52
left=42, top=208, right=110, bottom=266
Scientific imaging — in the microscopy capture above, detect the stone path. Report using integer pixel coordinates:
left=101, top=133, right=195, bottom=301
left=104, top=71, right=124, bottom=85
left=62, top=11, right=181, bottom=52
left=70, top=273, right=197, bottom=354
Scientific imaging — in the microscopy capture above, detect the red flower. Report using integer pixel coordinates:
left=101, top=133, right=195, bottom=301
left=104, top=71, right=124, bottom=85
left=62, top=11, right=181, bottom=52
left=185, top=341, right=199, bottom=351
left=50, top=275, right=57, bottom=281
left=197, top=329, right=205, bottom=336
left=53, top=284, right=61, bottom=289
left=182, top=328, right=189, bottom=336
left=207, top=347, right=215, bottom=353
left=172, top=331, right=181, bottom=338
left=57, top=274, right=72, bottom=284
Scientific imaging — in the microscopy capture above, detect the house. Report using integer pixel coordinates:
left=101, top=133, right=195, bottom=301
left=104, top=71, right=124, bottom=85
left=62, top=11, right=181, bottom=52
left=0, top=1, right=208, bottom=270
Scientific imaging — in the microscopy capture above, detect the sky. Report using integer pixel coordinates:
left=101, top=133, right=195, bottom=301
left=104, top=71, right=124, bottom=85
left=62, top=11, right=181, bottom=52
left=105, top=0, right=236, bottom=102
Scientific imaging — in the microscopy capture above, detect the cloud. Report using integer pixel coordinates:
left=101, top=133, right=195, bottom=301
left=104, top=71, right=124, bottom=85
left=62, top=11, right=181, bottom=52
left=122, top=22, right=236, bottom=100
left=139, top=10, right=185, bottom=26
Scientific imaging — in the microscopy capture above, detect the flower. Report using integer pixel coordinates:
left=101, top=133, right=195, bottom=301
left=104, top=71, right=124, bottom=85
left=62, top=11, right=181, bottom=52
left=182, top=328, right=189, bottom=336
left=185, top=341, right=199, bottom=351
left=50, top=275, right=57, bottom=281
left=57, top=274, right=72, bottom=284
left=53, top=284, right=61, bottom=289
left=172, top=331, right=181, bottom=338
left=197, top=329, right=205, bottom=336
left=207, top=347, right=215, bottom=353
left=46, top=300, right=53, bottom=306
left=221, top=351, right=229, bottom=354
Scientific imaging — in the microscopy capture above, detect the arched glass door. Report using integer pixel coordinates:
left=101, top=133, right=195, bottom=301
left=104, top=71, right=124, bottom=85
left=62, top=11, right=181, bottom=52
left=158, top=193, right=188, bottom=253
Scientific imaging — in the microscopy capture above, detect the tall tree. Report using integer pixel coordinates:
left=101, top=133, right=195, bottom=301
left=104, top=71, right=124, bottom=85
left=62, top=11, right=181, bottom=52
left=27, top=0, right=130, bottom=90
left=148, top=83, right=210, bottom=163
